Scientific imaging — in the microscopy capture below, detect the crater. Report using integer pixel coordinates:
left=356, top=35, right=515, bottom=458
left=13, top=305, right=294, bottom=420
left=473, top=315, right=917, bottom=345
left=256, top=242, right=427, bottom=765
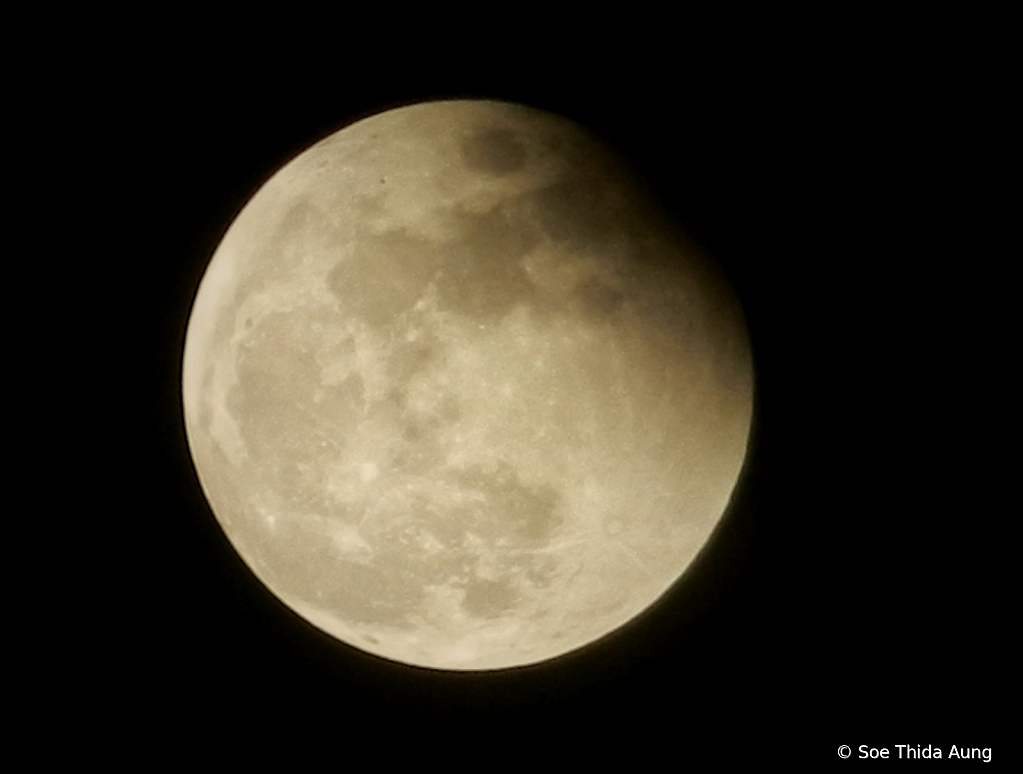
left=461, top=128, right=527, bottom=176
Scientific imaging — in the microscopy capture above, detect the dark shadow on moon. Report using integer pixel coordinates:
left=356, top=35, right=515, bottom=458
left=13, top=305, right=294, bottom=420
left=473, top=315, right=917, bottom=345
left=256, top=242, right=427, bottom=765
left=461, top=128, right=527, bottom=176
left=572, top=276, right=625, bottom=321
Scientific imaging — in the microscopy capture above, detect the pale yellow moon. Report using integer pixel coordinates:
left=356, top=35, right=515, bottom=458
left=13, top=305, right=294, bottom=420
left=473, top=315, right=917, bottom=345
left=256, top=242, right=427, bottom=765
left=182, top=99, right=752, bottom=671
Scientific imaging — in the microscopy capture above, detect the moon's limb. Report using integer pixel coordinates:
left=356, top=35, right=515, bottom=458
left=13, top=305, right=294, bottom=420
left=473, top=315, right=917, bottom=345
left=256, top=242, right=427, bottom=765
left=182, top=100, right=753, bottom=670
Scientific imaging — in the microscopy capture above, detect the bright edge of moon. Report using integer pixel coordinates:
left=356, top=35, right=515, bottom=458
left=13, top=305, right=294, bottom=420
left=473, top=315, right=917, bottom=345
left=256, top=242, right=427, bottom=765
left=182, top=99, right=753, bottom=671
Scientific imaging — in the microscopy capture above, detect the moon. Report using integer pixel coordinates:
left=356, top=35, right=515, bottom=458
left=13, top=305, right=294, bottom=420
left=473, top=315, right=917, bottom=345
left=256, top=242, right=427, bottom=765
left=182, top=99, right=753, bottom=671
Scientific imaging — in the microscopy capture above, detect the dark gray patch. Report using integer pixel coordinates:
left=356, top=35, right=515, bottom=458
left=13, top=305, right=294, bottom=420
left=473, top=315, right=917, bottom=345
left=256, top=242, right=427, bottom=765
left=573, top=277, right=624, bottom=320
left=362, top=392, right=446, bottom=476
left=506, top=479, right=561, bottom=542
left=402, top=419, right=424, bottom=442
left=437, top=394, right=461, bottom=423
left=318, top=373, right=365, bottom=431
left=427, top=505, right=472, bottom=548
left=384, top=387, right=406, bottom=409
left=462, top=579, right=517, bottom=618
left=531, top=175, right=619, bottom=250
left=328, top=204, right=542, bottom=329
left=335, top=372, right=365, bottom=401
left=450, top=461, right=563, bottom=544
left=388, top=338, right=439, bottom=383
left=461, top=128, right=527, bottom=176
left=525, top=554, right=558, bottom=589
left=326, top=228, right=444, bottom=329
left=391, top=423, right=445, bottom=475
left=434, top=206, right=539, bottom=323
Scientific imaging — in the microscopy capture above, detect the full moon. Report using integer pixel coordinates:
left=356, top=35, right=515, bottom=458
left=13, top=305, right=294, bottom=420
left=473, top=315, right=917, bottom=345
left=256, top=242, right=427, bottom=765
left=182, top=99, right=753, bottom=670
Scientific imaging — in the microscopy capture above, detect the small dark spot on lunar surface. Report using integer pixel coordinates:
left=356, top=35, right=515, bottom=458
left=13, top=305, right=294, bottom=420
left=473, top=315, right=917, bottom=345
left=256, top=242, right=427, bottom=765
left=461, top=128, right=527, bottom=176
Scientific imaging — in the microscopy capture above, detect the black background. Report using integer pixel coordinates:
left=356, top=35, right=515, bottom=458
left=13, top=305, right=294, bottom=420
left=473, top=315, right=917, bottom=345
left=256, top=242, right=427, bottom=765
left=76, top=34, right=1006, bottom=757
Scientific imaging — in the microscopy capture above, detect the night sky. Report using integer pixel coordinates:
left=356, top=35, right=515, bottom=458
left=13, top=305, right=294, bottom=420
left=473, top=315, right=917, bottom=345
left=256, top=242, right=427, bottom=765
left=76, top=47, right=1005, bottom=758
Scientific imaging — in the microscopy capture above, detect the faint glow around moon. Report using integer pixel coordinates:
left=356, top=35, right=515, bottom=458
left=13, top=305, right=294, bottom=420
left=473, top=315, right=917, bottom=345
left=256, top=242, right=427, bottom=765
left=182, top=99, right=753, bottom=670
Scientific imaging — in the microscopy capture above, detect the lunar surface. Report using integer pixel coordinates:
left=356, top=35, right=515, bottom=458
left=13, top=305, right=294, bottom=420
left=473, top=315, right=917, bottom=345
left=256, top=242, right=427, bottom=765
left=182, top=100, right=752, bottom=670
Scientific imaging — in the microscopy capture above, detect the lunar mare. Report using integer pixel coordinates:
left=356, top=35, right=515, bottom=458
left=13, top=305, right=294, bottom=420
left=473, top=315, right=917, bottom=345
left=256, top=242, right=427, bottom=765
left=182, top=100, right=752, bottom=670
